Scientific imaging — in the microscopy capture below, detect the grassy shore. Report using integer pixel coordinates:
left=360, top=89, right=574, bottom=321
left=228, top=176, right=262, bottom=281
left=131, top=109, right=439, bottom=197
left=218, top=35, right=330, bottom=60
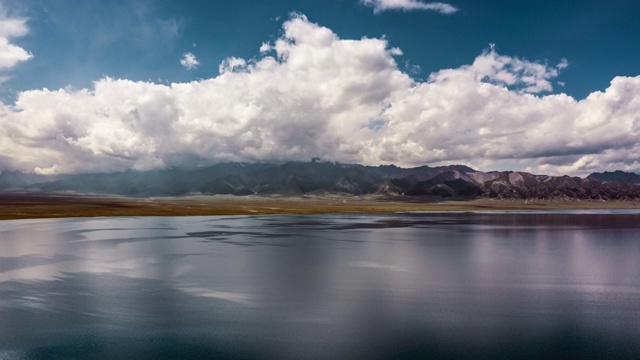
left=1, top=192, right=639, bottom=220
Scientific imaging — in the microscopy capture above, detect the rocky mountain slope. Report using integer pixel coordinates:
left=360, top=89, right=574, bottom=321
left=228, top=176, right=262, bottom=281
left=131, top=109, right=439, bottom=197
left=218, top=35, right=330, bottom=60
left=1, top=162, right=640, bottom=200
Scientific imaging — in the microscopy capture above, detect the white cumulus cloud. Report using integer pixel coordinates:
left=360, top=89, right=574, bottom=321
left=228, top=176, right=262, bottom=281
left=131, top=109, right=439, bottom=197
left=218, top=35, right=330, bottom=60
left=1, top=14, right=639, bottom=176
left=0, top=6, right=32, bottom=70
left=361, top=0, right=459, bottom=14
left=180, top=52, right=199, bottom=70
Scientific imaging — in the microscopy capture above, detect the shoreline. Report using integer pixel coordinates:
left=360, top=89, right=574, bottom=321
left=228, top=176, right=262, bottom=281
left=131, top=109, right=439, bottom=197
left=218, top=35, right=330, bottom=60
left=1, top=193, right=639, bottom=220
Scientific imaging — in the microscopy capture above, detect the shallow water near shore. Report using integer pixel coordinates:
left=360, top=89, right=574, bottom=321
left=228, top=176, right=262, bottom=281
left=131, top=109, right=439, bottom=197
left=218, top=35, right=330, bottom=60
left=1, top=211, right=640, bottom=359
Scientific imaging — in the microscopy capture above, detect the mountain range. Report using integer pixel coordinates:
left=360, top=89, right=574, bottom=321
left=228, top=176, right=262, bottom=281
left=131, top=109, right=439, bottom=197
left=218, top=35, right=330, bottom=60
left=1, top=162, right=640, bottom=201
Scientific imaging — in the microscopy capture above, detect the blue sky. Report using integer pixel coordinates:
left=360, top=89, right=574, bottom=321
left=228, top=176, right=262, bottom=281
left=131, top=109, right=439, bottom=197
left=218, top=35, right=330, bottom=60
left=1, top=0, right=640, bottom=175
left=8, top=0, right=640, bottom=99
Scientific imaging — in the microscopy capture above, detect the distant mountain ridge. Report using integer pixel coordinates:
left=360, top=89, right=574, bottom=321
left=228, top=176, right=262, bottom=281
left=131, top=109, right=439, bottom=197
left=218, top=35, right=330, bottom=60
left=2, top=162, right=640, bottom=200
left=587, top=170, right=640, bottom=185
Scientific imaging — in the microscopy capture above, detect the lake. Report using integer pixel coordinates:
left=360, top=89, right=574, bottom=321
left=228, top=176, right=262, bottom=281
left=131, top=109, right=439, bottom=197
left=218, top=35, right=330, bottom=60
left=1, top=211, right=640, bottom=359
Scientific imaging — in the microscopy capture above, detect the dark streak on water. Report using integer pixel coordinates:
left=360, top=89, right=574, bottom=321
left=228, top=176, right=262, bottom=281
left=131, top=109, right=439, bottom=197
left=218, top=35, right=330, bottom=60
left=1, top=211, right=640, bottom=359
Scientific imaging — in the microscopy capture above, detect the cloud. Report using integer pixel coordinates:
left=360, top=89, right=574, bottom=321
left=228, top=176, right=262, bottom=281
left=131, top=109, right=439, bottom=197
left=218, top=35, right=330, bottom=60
left=361, top=0, right=459, bottom=14
left=259, top=42, right=272, bottom=53
left=0, top=5, right=32, bottom=70
left=458, top=44, right=567, bottom=94
left=180, top=52, right=199, bottom=70
left=218, top=56, right=246, bottom=74
left=1, top=14, right=639, bottom=176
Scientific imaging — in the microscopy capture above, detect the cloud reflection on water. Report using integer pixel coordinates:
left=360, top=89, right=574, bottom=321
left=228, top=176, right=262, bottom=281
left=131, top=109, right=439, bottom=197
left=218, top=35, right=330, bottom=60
left=0, top=212, right=640, bottom=359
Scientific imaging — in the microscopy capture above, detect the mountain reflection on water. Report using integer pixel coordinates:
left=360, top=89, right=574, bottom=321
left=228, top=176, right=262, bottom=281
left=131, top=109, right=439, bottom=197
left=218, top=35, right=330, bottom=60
left=1, top=211, right=640, bottom=359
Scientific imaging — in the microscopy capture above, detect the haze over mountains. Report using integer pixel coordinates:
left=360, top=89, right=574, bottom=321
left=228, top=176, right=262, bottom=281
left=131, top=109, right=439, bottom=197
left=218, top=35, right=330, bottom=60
left=2, top=162, right=640, bottom=201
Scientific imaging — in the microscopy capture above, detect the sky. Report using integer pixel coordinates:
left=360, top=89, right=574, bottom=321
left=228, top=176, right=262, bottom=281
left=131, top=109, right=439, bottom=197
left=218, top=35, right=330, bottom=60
left=0, top=0, right=639, bottom=176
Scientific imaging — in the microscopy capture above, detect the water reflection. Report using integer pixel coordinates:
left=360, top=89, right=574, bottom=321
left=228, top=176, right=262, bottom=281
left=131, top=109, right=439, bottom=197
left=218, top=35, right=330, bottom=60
left=1, top=212, right=640, bottom=359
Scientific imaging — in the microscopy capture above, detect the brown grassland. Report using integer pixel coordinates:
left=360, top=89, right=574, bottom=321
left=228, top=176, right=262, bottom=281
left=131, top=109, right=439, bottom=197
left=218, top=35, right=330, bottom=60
left=0, top=192, right=639, bottom=220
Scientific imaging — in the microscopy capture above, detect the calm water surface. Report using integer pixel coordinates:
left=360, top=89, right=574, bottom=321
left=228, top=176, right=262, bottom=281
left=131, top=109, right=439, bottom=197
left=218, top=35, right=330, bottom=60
left=1, top=211, right=640, bottom=359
